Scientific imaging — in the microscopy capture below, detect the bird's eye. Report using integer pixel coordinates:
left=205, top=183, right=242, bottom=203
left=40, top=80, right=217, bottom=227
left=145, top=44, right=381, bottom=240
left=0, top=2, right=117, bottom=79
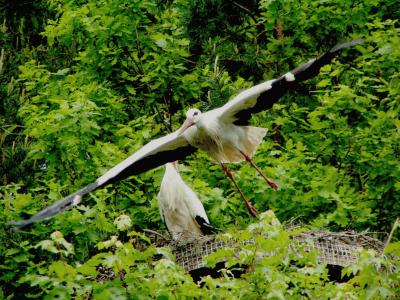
left=193, top=112, right=198, bottom=116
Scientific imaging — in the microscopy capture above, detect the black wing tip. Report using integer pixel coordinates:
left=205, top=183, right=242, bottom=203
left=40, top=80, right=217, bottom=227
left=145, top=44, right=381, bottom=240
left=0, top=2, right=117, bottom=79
left=330, top=39, right=364, bottom=53
left=8, top=193, right=85, bottom=231
left=290, top=38, right=364, bottom=81
left=229, top=37, right=364, bottom=125
left=195, top=215, right=219, bottom=235
left=8, top=215, right=48, bottom=231
left=8, top=219, right=33, bottom=231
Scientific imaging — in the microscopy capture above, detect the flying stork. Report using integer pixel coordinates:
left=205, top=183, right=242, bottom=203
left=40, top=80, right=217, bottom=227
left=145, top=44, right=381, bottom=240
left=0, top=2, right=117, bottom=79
left=11, top=39, right=363, bottom=229
left=158, top=162, right=214, bottom=239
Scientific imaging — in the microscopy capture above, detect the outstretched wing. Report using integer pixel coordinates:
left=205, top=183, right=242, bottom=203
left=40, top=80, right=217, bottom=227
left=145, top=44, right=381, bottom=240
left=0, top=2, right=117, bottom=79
left=218, top=39, right=364, bottom=125
left=11, top=131, right=197, bottom=229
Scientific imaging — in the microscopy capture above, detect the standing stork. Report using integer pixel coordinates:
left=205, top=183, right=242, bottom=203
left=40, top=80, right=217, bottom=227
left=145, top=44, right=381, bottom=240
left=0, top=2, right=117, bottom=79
left=158, top=162, right=214, bottom=239
left=11, top=39, right=363, bottom=229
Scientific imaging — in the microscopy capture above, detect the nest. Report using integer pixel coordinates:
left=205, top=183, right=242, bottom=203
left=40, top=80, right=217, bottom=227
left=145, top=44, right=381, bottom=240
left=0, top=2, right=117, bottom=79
left=141, top=229, right=386, bottom=273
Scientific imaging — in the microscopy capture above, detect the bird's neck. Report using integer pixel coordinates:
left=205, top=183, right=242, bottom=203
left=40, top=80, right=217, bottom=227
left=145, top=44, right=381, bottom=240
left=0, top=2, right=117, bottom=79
left=196, top=117, right=207, bottom=131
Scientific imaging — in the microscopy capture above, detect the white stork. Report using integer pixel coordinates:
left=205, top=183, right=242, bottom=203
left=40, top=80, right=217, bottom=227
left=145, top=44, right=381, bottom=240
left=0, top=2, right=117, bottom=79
left=158, top=162, right=213, bottom=239
left=11, top=39, right=363, bottom=228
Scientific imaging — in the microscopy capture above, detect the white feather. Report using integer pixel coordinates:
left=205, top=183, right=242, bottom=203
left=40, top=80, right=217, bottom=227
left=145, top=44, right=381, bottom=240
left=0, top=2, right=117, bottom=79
left=97, top=131, right=188, bottom=186
left=218, top=80, right=274, bottom=123
left=158, top=163, right=209, bottom=239
left=183, top=111, right=267, bottom=163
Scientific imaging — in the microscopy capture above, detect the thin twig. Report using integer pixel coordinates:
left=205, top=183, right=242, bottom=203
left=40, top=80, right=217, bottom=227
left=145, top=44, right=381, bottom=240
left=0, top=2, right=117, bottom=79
left=143, top=228, right=170, bottom=242
left=382, top=217, right=399, bottom=254
left=230, top=1, right=257, bottom=23
left=153, top=104, right=170, bottom=132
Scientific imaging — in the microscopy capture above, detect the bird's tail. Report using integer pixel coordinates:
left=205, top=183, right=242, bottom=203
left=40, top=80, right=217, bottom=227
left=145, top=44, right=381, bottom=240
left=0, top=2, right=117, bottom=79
left=241, top=126, right=268, bottom=159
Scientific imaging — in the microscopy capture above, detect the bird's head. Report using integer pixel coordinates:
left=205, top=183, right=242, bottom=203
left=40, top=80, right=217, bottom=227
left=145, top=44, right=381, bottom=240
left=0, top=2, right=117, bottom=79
left=186, top=108, right=202, bottom=122
left=178, top=108, right=202, bottom=135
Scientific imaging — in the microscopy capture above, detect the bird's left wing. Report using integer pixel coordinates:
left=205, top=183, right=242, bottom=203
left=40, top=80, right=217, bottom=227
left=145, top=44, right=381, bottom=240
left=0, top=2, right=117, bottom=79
left=10, top=131, right=197, bottom=229
left=218, top=39, right=364, bottom=125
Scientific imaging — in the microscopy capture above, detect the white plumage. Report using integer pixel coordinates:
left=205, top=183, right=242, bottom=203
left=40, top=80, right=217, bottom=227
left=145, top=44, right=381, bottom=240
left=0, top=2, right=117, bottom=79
left=158, top=162, right=211, bottom=239
left=176, top=39, right=363, bottom=215
left=11, top=40, right=362, bottom=228
left=181, top=108, right=268, bottom=164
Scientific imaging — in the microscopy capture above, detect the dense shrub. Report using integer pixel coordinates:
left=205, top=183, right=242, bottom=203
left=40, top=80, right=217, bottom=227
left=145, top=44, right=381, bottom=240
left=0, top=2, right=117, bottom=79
left=1, top=0, right=399, bottom=298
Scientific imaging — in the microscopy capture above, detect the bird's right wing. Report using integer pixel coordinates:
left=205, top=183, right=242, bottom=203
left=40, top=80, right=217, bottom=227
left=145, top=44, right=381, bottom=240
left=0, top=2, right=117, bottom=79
left=11, top=131, right=197, bottom=229
left=182, top=183, right=210, bottom=223
left=182, top=183, right=219, bottom=235
left=194, top=215, right=219, bottom=235
left=218, top=39, right=364, bottom=125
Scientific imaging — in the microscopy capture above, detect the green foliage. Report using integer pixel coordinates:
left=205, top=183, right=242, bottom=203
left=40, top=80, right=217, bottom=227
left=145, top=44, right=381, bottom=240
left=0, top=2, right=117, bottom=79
left=0, top=1, right=55, bottom=185
left=1, top=0, right=400, bottom=298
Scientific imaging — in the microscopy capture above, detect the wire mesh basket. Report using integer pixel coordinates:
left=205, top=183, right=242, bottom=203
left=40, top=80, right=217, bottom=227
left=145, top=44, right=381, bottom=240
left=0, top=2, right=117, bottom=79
left=143, top=229, right=386, bottom=273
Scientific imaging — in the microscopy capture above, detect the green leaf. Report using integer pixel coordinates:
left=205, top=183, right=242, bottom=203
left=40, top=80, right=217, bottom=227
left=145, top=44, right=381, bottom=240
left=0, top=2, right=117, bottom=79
left=114, top=214, right=132, bottom=231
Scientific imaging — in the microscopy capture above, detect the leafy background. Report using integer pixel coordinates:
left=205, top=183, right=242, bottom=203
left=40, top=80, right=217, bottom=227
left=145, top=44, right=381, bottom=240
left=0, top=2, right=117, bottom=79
left=0, top=0, right=399, bottom=298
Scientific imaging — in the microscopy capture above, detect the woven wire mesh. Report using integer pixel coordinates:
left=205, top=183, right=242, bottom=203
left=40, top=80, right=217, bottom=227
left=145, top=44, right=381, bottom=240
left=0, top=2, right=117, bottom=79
left=146, top=230, right=385, bottom=273
left=94, top=229, right=387, bottom=282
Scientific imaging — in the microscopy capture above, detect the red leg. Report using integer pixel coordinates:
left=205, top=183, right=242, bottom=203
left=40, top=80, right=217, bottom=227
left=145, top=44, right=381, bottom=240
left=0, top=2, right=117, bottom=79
left=239, top=150, right=278, bottom=190
left=221, top=163, right=258, bottom=217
